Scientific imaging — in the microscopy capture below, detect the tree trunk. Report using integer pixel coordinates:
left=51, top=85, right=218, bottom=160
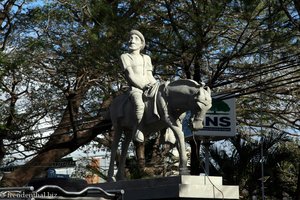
left=150, top=132, right=162, bottom=164
left=1, top=148, right=74, bottom=187
left=0, top=139, right=5, bottom=163
left=0, top=119, right=111, bottom=187
left=296, top=162, right=300, bottom=200
left=135, top=141, right=145, bottom=170
left=189, top=139, right=201, bottom=175
left=1, top=86, right=113, bottom=187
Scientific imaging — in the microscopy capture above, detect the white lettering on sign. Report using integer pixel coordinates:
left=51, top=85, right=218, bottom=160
left=193, top=98, right=236, bottom=138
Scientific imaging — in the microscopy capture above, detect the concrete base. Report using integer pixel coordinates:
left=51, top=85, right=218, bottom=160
left=96, top=175, right=239, bottom=200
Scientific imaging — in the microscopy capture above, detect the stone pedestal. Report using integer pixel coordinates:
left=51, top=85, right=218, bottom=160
left=96, top=175, right=239, bottom=199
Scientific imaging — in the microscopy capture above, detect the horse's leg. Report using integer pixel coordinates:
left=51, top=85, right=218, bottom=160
left=161, top=108, right=189, bottom=174
left=107, top=128, right=122, bottom=182
left=116, top=130, right=133, bottom=180
left=157, top=91, right=189, bottom=174
left=168, top=123, right=189, bottom=175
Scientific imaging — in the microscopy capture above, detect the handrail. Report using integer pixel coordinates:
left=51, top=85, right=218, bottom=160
left=35, top=185, right=124, bottom=198
left=0, top=185, right=124, bottom=199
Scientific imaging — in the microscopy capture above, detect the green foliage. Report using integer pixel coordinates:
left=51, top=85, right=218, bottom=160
left=210, top=99, right=230, bottom=113
left=209, top=133, right=300, bottom=199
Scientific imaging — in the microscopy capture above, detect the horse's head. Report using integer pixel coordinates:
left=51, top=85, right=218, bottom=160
left=189, top=86, right=212, bottom=130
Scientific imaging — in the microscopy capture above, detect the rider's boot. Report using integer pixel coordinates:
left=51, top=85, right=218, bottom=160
left=134, top=110, right=144, bottom=142
left=132, top=94, right=145, bottom=142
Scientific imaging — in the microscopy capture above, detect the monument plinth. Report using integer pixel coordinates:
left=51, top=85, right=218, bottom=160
left=96, top=175, right=239, bottom=200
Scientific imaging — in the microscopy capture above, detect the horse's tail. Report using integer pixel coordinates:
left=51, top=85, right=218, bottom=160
left=103, top=108, right=111, bottom=121
left=100, top=95, right=114, bottom=121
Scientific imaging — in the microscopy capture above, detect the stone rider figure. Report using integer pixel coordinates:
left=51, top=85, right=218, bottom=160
left=120, top=30, right=157, bottom=143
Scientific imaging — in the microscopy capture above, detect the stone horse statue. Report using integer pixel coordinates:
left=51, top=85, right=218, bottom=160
left=107, top=79, right=212, bottom=181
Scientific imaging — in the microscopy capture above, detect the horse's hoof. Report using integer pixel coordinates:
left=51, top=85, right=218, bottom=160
left=179, top=168, right=190, bottom=175
left=116, top=172, right=126, bottom=181
left=107, top=177, right=116, bottom=182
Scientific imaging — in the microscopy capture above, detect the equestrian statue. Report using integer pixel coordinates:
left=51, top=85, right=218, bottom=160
left=107, top=30, right=212, bottom=181
left=107, top=79, right=212, bottom=181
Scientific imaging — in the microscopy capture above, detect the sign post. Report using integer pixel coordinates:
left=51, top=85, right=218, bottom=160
left=184, top=98, right=236, bottom=176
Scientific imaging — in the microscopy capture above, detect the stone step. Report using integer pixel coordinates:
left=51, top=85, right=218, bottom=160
left=94, top=175, right=239, bottom=200
left=99, top=175, right=223, bottom=190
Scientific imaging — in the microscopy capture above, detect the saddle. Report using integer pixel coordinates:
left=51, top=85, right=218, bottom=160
left=116, top=82, right=168, bottom=124
left=143, top=82, right=161, bottom=123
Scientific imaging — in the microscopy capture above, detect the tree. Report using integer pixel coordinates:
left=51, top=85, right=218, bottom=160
left=208, top=132, right=299, bottom=199
left=0, top=0, right=130, bottom=186
left=0, top=2, right=298, bottom=196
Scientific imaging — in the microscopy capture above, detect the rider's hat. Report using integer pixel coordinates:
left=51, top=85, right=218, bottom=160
left=130, top=30, right=145, bottom=50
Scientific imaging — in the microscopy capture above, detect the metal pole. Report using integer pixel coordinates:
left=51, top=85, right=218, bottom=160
left=260, top=136, right=265, bottom=199
left=259, top=32, right=265, bottom=199
left=203, top=140, right=210, bottom=176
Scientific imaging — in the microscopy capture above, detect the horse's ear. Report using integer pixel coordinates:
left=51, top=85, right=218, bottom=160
left=204, top=86, right=211, bottom=94
left=197, top=82, right=205, bottom=87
